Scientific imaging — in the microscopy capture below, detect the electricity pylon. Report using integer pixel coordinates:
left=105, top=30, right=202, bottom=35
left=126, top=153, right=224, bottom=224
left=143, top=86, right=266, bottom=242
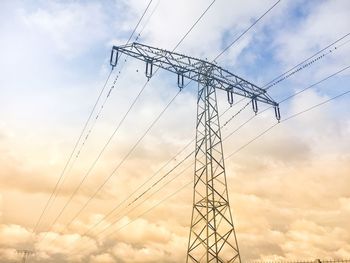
left=16, top=249, right=34, bottom=263
left=110, top=42, right=280, bottom=262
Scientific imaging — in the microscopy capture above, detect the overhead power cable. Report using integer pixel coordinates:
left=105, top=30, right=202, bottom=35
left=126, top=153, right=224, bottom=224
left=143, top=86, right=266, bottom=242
left=40, top=5, right=163, bottom=229
left=32, top=68, right=114, bottom=234
left=84, top=47, right=350, bottom=244
left=79, top=98, right=252, bottom=237
left=94, top=180, right=193, bottom=251
left=94, top=154, right=194, bottom=238
left=41, top=88, right=180, bottom=246
left=71, top=36, right=350, bottom=256
left=78, top=98, right=252, bottom=237
left=82, top=138, right=194, bottom=236
left=95, top=85, right=350, bottom=248
left=223, top=64, right=350, bottom=141
left=125, top=0, right=154, bottom=44
left=264, top=35, right=350, bottom=89
left=35, top=0, right=156, bottom=237
left=213, top=0, right=281, bottom=61
left=80, top=38, right=350, bottom=256
left=73, top=1, right=163, bottom=161
left=85, top=64, right=350, bottom=243
left=61, top=4, right=348, bottom=256
left=73, top=28, right=350, bottom=243
left=172, top=0, right=216, bottom=51
left=69, top=0, right=286, bottom=246
left=226, top=88, right=350, bottom=159
left=63, top=90, right=181, bottom=229
left=221, top=33, right=350, bottom=128
left=41, top=0, right=218, bottom=245
left=72, top=0, right=157, bottom=161
left=262, top=32, right=350, bottom=89
left=77, top=104, right=253, bottom=243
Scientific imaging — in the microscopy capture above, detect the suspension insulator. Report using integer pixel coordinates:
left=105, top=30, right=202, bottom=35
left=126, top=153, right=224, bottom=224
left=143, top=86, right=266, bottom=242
left=145, top=60, right=153, bottom=80
left=177, top=72, right=184, bottom=90
left=227, top=88, right=234, bottom=106
left=110, top=47, right=119, bottom=68
left=274, top=105, right=281, bottom=122
left=252, top=98, right=258, bottom=114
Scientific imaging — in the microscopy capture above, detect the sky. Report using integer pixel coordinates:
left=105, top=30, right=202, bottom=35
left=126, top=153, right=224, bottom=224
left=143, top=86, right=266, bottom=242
left=0, top=0, right=350, bottom=262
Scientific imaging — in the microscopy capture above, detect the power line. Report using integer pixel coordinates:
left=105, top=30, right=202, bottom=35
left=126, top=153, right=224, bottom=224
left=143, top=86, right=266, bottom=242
left=40, top=58, right=185, bottom=248
left=72, top=1, right=163, bottom=161
left=213, top=0, right=281, bottom=61
left=136, top=0, right=161, bottom=40
left=40, top=0, right=220, bottom=245
left=262, top=32, right=350, bottom=89
left=79, top=97, right=252, bottom=237
left=87, top=0, right=285, bottom=223
left=125, top=0, right=154, bottom=44
left=92, top=84, right=350, bottom=250
left=32, top=68, right=114, bottom=234
left=70, top=180, right=193, bottom=257
left=82, top=58, right=350, bottom=249
left=34, top=0, right=157, bottom=233
left=221, top=38, right=350, bottom=137
left=226, top=88, right=350, bottom=159
left=81, top=138, right=194, bottom=236
left=44, top=71, right=123, bottom=227
left=35, top=0, right=156, bottom=238
left=72, top=108, right=253, bottom=251
left=223, top=64, right=350, bottom=141
left=78, top=99, right=253, bottom=238
left=75, top=33, right=350, bottom=260
left=47, top=2, right=348, bottom=256
left=62, top=90, right=181, bottom=230
left=224, top=32, right=350, bottom=119
left=70, top=53, right=350, bottom=259
left=95, top=155, right=193, bottom=238
left=74, top=172, right=194, bottom=255
left=41, top=87, right=180, bottom=246
left=175, top=0, right=279, bottom=94
left=264, top=35, right=350, bottom=90
left=172, top=0, right=216, bottom=51
left=38, top=13, right=164, bottom=233
left=94, top=64, right=350, bottom=241
left=72, top=30, right=350, bottom=245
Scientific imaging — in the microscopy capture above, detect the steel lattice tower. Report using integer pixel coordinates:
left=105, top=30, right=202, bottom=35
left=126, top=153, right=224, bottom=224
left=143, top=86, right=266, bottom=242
left=110, top=42, right=280, bottom=262
left=187, top=65, right=240, bottom=262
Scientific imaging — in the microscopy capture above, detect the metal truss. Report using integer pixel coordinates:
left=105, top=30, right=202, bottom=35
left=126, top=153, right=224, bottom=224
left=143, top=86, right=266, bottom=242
left=110, top=42, right=280, bottom=262
left=251, top=260, right=350, bottom=263
left=186, top=64, right=240, bottom=262
left=111, top=42, right=280, bottom=114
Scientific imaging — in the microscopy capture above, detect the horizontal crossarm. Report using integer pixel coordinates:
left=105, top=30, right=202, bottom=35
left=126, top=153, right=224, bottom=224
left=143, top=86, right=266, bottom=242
left=110, top=42, right=278, bottom=107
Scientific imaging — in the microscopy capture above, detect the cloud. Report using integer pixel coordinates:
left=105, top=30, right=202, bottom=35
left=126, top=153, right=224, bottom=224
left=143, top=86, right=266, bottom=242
left=0, top=248, right=18, bottom=263
left=0, top=224, right=32, bottom=247
left=111, top=242, right=166, bottom=262
left=273, top=0, right=350, bottom=76
left=89, top=253, right=115, bottom=263
left=20, top=2, right=109, bottom=58
left=0, top=0, right=350, bottom=262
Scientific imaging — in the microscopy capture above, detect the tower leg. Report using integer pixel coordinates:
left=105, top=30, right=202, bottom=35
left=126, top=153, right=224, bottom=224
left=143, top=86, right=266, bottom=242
left=187, top=69, right=241, bottom=263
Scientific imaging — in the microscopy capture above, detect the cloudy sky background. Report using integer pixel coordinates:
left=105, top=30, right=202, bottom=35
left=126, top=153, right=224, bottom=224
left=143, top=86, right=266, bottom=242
left=0, top=0, right=350, bottom=262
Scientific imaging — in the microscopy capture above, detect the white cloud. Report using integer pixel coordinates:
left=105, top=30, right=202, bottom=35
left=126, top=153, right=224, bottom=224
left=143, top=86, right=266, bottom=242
left=0, top=248, right=18, bottom=263
left=0, top=224, right=32, bottom=247
left=89, top=253, right=115, bottom=263
left=20, top=2, right=109, bottom=58
left=273, top=0, right=350, bottom=75
left=111, top=242, right=166, bottom=262
left=1, top=0, right=350, bottom=262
